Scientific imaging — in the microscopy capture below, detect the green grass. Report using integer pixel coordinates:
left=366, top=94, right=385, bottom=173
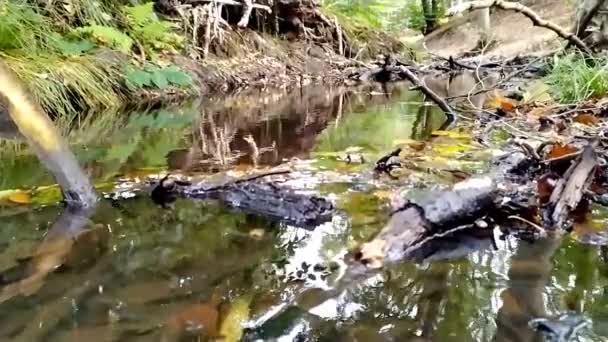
left=0, top=0, right=193, bottom=124
left=2, top=53, right=125, bottom=129
left=545, top=52, right=608, bottom=103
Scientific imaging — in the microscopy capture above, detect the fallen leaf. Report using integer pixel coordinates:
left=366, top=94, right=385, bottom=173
left=430, top=130, right=471, bottom=139
left=373, top=190, right=393, bottom=200
left=8, top=191, right=32, bottom=204
left=485, top=93, right=517, bottom=112
left=527, top=106, right=549, bottom=118
left=546, top=143, right=579, bottom=160
left=536, top=172, right=560, bottom=204
left=573, top=113, right=599, bottom=126
left=522, top=80, right=553, bottom=104
left=248, top=229, right=265, bottom=240
left=219, top=293, right=252, bottom=342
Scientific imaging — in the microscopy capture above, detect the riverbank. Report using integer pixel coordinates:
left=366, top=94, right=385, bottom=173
left=1, top=0, right=407, bottom=127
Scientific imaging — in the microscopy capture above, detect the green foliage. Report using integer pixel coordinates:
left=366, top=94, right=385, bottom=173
left=48, top=33, right=96, bottom=56
left=5, top=53, right=125, bottom=125
left=123, top=3, right=183, bottom=57
left=125, top=64, right=193, bottom=90
left=321, top=0, right=447, bottom=32
left=545, top=53, right=608, bottom=103
left=73, top=24, right=134, bottom=53
left=0, top=1, right=56, bottom=53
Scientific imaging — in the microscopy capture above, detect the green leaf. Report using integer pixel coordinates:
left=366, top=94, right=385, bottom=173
left=162, top=67, right=193, bottom=86
left=151, top=70, right=169, bottom=89
left=126, top=69, right=152, bottom=89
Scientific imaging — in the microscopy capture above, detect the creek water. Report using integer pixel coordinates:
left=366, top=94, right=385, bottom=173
left=0, top=85, right=607, bottom=341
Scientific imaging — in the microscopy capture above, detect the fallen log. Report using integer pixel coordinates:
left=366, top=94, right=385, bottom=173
left=150, top=172, right=335, bottom=229
left=356, top=176, right=498, bottom=268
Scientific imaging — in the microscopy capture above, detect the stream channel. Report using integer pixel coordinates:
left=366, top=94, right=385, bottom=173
left=0, top=84, right=607, bottom=341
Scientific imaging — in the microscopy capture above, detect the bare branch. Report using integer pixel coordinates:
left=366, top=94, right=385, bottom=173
left=397, top=66, right=459, bottom=122
left=449, top=0, right=591, bottom=53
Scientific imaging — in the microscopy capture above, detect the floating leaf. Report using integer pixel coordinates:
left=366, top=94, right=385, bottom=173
left=248, top=229, right=265, bottom=240
left=430, top=130, right=471, bottom=139
left=219, top=293, right=252, bottom=342
left=546, top=143, right=578, bottom=160
left=574, top=113, right=599, bottom=126
left=7, top=191, right=31, bottom=204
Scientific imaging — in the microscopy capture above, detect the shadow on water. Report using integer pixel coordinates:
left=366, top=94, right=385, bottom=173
left=0, top=83, right=607, bottom=341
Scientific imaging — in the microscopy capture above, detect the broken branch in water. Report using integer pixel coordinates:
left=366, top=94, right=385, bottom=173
left=448, top=0, right=590, bottom=53
left=397, top=66, right=459, bottom=124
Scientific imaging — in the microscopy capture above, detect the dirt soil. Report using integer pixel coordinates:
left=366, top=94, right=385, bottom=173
left=423, top=0, right=575, bottom=58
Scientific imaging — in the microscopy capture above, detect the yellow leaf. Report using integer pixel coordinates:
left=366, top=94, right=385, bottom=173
left=430, top=130, right=471, bottom=139
left=8, top=191, right=32, bottom=204
left=219, top=293, right=252, bottom=342
left=373, top=190, right=393, bottom=200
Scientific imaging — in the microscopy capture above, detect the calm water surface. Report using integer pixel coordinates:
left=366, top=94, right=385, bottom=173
left=0, top=85, right=607, bottom=341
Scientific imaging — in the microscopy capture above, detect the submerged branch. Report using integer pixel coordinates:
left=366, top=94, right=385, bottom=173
left=449, top=0, right=590, bottom=53
left=398, top=66, right=459, bottom=124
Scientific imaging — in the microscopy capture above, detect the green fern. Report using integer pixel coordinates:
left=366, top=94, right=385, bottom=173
left=73, top=24, right=134, bottom=53
left=123, top=3, right=183, bottom=58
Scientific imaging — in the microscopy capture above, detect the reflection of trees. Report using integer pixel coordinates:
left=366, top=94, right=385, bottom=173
left=493, top=238, right=561, bottom=342
left=0, top=206, right=111, bottom=341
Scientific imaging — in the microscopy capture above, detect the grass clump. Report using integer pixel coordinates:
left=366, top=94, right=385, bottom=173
left=1, top=0, right=194, bottom=124
left=545, top=53, right=608, bottom=103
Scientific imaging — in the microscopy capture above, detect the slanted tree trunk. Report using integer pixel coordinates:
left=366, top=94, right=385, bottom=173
left=421, top=0, right=433, bottom=33
left=476, top=8, right=492, bottom=45
left=0, top=61, right=97, bottom=209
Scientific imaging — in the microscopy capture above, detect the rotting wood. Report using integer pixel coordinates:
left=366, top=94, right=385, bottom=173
left=448, top=0, right=591, bottom=53
left=356, top=176, right=498, bottom=268
left=543, top=145, right=598, bottom=230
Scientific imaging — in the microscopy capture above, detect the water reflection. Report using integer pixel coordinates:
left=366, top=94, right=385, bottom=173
left=1, top=84, right=608, bottom=341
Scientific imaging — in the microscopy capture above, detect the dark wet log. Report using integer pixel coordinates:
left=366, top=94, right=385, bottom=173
left=356, top=177, right=497, bottom=268
left=151, top=172, right=335, bottom=229
left=193, top=182, right=335, bottom=228
left=542, top=145, right=598, bottom=230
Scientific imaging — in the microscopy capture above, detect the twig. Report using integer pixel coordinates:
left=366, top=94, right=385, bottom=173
left=508, top=215, right=547, bottom=236
left=449, top=0, right=590, bottom=53
left=334, top=15, right=343, bottom=56
left=446, top=54, right=547, bottom=100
